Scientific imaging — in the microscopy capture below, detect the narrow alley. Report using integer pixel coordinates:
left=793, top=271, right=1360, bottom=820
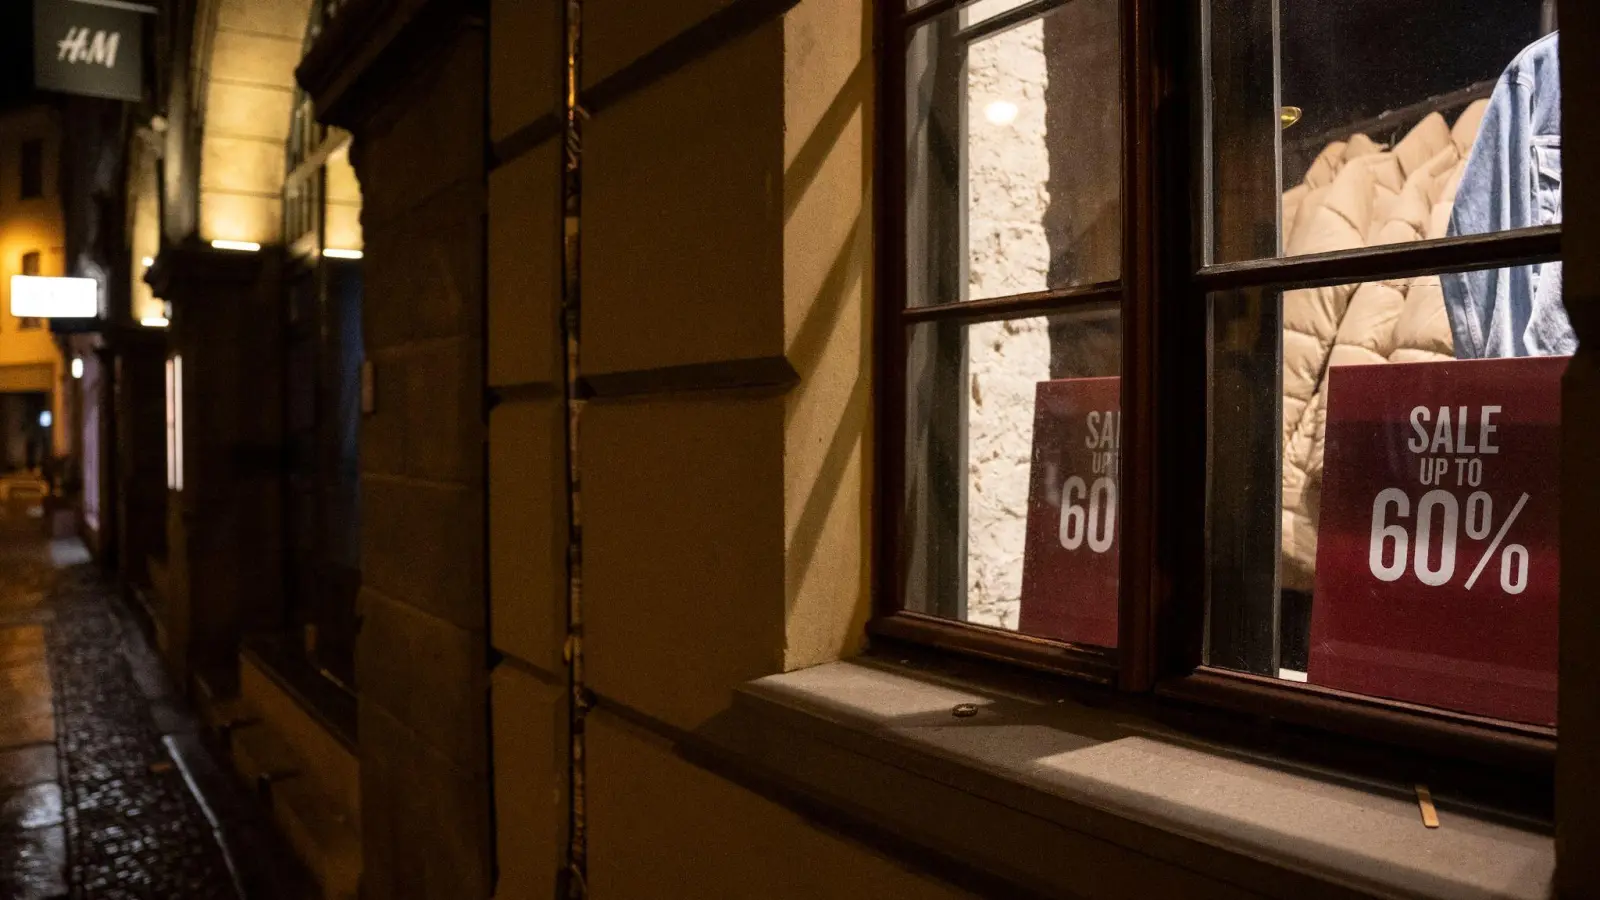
left=0, top=489, right=303, bottom=899
left=0, top=0, right=1591, bottom=897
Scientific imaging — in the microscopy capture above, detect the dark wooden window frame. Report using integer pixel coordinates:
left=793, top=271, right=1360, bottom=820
left=873, top=0, right=1564, bottom=774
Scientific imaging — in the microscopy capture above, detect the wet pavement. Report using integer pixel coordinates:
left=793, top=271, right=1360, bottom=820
left=0, top=498, right=308, bottom=899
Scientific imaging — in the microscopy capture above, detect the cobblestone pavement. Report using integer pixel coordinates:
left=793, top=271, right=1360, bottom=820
left=0, top=499, right=303, bottom=900
left=47, top=566, right=240, bottom=899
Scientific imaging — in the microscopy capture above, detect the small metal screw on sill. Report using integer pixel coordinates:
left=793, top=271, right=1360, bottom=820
left=953, top=703, right=978, bottom=718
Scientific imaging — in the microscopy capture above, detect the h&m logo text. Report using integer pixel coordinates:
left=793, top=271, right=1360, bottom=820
left=57, top=27, right=121, bottom=68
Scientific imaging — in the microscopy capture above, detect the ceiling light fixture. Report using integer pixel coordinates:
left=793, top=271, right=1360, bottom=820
left=323, top=248, right=364, bottom=260
left=211, top=240, right=261, bottom=252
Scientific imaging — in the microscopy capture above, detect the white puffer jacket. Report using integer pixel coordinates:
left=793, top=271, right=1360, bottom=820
left=1278, top=101, right=1488, bottom=592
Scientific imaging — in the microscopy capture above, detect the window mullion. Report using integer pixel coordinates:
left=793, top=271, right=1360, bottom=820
left=1116, top=0, right=1163, bottom=689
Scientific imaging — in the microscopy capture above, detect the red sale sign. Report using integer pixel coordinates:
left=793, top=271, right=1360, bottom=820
left=1019, top=377, right=1120, bottom=648
left=1310, top=357, right=1565, bottom=725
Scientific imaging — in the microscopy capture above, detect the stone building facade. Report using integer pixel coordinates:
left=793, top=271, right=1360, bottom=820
left=0, top=106, right=69, bottom=470
left=67, top=0, right=1600, bottom=898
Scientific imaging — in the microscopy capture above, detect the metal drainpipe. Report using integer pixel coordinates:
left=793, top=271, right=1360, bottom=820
left=561, top=0, right=589, bottom=895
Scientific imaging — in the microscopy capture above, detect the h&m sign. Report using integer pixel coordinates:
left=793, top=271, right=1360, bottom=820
left=34, top=0, right=152, bottom=102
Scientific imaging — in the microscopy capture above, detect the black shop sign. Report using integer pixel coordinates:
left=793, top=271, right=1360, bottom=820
left=34, top=0, right=150, bottom=102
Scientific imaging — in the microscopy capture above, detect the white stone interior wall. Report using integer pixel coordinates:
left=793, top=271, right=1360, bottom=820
left=963, top=10, right=1050, bottom=629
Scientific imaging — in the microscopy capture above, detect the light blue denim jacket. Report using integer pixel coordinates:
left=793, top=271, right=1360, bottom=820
left=1442, top=32, right=1571, bottom=358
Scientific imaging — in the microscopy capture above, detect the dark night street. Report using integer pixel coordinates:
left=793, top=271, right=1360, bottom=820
left=0, top=0, right=1589, bottom=896
left=0, top=490, right=304, bottom=899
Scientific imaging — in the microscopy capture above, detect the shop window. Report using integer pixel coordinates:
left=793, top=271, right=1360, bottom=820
left=20, top=139, right=43, bottom=200
left=1210, top=0, right=1557, bottom=264
left=17, top=251, right=41, bottom=329
left=1209, top=266, right=1561, bottom=726
left=271, top=0, right=366, bottom=699
left=905, top=0, right=1121, bottom=308
left=881, top=0, right=1564, bottom=755
left=897, top=0, right=1123, bottom=653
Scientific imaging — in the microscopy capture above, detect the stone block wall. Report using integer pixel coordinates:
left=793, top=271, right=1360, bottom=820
left=584, top=710, right=974, bottom=899
left=339, top=25, right=493, bottom=900
left=485, top=0, right=569, bottom=895
left=570, top=0, right=965, bottom=894
left=198, top=0, right=313, bottom=246
left=312, top=0, right=1113, bottom=895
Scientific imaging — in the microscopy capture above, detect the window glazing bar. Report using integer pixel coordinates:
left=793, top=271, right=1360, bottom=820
left=952, top=0, right=1071, bottom=45
left=1196, top=226, right=1563, bottom=293
left=901, top=281, right=1121, bottom=326
left=903, top=0, right=965, bottom=30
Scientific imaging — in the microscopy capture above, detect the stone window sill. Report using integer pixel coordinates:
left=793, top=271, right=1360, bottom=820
left=718, top=659, right=1552, bottom=900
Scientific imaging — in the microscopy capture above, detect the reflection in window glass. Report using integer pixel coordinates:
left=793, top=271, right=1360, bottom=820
left=1209, top=0, right=1558, bottom=263
left=1207, top=266, right=1565, bottom=726
left=905, top=0, right=1120, bottom=307
left=903, top=306, right=1121, bottom=646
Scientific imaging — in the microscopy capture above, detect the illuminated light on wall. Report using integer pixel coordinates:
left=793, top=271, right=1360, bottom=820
left=323, top=248, right=364, bottom=260
left=984, top=100, right=1019, bottom=125
left=39, top=411, right=52, bottom=428
left=210, top=240, right=261, bottom=252
left=11, top=275, right=98, bottom=318
left=141, top=256, right=154, bottom=267
left=71, top=358, right=83, bottom=379
left=140, top=316, right=169, bottom=328
left=166, top=356, right=184, bottom=491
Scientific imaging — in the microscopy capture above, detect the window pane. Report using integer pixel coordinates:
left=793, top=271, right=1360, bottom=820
left=905, top=0, right=1121, bottom=307
left=1206, top=264, right=1567, bottom=726
left=902, top=305, right=1121, bottom=647
left=1207, top=0, right=1558, bottom=263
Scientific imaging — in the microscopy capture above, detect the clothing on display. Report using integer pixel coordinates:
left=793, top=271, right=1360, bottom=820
left=1276, top=29, right=1565, bottom=593
left=1277, top=101, right=1488, bottom=591
left=1442, top=32, right=1569, bottom=359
